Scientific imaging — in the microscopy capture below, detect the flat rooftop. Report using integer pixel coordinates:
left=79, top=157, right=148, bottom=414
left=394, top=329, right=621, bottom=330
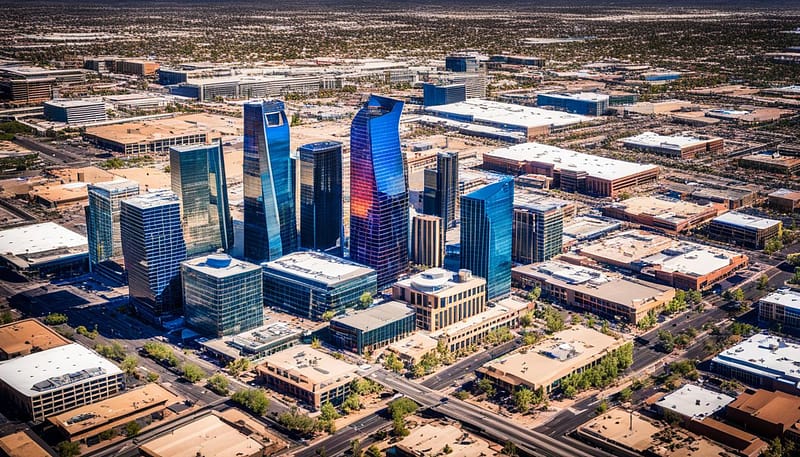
left=769, top=188, right=800, bottom=200
left=424, top=99, right=588, bottom=129
left=540, top=92, right=610, bottom=102
left=121, top=189, right=179, bottom=210
left=579, top=229, right=674, bottom=263
left=513, top=261, right=674, bottom=309
left=712, top=211, right=782, bottom=230
left=606, top=196, right=717, bottom=219
left=563, top=215, right=622, bottom=241
left=0, top=319, right=70, bottom=359
left=0, top=222, right=86, bottom=257
left=262, top=345, right=358, bottom=387
left=183, top=254, right=259, bottom=279
left=0, top=140, right=36, bottom=156
left=481, top=326, right=624, bottom=388
left=44, top=99, right=104, bottom=108
left=201, top=320, right=304, bottom=359
left=485, top=142, right=658, bottom=181
left=332, top=301, right=414, bottom=332
left=262, top=251, right=375, bottom=287
left=139, top=413, right=265, bottom=457
left=712, top=333, right=800, bottom=386
left=622, top=131, right=721, bottom=151
left=396, top=423, right=497, bottom=457
left=760, top=289, right=800, bottom=311
left=0, top=343, right=122, bottom=398
left=387, top=333, right=439, bottom=359
left=48, top=384, right=180, bottom=436
left=89, top=178, right=139, bottom=193
left=656, top=384, right=734, bottom=420
left=84, top=113, right=241, bottom=145
left=431, top=297, right=528, bottom=338
left=640, top=241, right=745, bottom=277
left=0, top=430, right=50, bottom=457
left=394, top=268, right=485, bottom=296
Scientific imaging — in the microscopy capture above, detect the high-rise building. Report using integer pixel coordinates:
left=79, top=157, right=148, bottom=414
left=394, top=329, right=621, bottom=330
left=422, top=83, right=466, bottom=107
left=512, top=203, right=563, bottom=264
left=460, top=178, right=514, bottom=300
left=170, top=140, right=233, bottom=256
left=86, top=179, right=139, bottom=272
left=298, top=141, right=343, bottom=254
left=411, top=214, right=444, bottom=268
left=243, top=99, right=296, bottom=263
left=182, top=254, right=263, bottom=338
left=445, top=55, right=479, bottom=73
left=436, top=152, right=458, bottom=227
left=120, top=190, right=186, bottom=324
left=349, top=95, right=408, bottom=288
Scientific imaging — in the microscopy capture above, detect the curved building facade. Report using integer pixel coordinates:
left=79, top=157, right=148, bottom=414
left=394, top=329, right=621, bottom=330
left=349, top=95, right=408, bottom=288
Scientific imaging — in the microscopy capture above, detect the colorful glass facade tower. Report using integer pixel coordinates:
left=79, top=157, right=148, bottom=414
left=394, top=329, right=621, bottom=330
left=298, top=141, right=343, bottom=255
left=170, top=139, right=233, bottom=256
left=349, top=95, right=408, bottom=289
left=460, top=177, right=514, bottom=300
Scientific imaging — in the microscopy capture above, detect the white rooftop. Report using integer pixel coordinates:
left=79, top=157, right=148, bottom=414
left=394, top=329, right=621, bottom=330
left=44, top=99, right=104, bottom=108
left=760, top=289, right=800, bottom=311
left=183, top=254, right=260, bottom=279
left=541, top=92, right=610, bottom=102
left=712, top=333, right=800, bottom=386
left=485, top=142, right=658, bottom=181
left=431, top=297, right=528, bottom=337
left=622, top=131, right=718, bottom=150
left=656, top=384, right=734, bottom=420
left=89, top=178, right=139, bottom=193
left=0, top=343, right=122, bottom=398
left=0, top=222, right=87, bottom=256
left=424, top=99, right=588, bottom=129
left=641, top=242, right=741, bottom=277
left=263, top=251, right=375, bottom=286
left=712, top=212, right=781, bottom=231
left=332, top=301, right=414, bottom=332
left=121, top=189, right=179, bottom=210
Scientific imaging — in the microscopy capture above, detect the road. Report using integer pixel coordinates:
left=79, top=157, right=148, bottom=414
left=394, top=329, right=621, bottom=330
left=422, top=338, right=521, bottom=390
left=292, top=409, right=391, bottom=457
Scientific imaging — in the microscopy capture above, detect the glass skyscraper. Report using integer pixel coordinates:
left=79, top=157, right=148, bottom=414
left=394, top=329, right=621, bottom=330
left=243, top=99, right=296, bottom=263
left=349, top=95, right=408, bottom=288
left=120, top=190, right=187, bottom=324
left=182, top=253, right=263, bottom=338
left=86, top=179, right=139, bottom=272
left=298, top=141, right=343, bottom=254
left=423, top=152, right=459, bottom=228
left=512, top=203, right=563, bottom=265
left=170, top=139, right=233, bottom=256
left=460, top=177, right=514, bottom=300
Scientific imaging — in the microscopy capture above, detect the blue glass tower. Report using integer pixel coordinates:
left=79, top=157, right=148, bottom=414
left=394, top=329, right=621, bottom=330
left=170, top=139, right=233, bottom=256
left=460, top=177, right=514, bottom=300
left=298, top=141, right=343, bottom=255
left=120, top=190, right=187, bottom=324
left=243, top=99, right=296, bottom=263
left=85, top=179, right=139, bottom=272
left=349, top=95, right=408, bottom=289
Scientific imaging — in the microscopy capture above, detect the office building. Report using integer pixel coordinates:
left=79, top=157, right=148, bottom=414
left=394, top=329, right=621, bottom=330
left=86, top=179, right=140, bottom=273
left=432, top=297, right=531, bottom=352
left=445, top=55, right=479, bottom=73
left=396, top=423, right=497, bottom=457
left=182, top=254, right=263, bottom=338
left=726, top=389, right=800, bottom=440
left=602, top=196, right=719, bottom=234
left=483, top=142, right=659, bottom=198
left=739, top=152, right=800, bottom=175
left=349, top=95, right=408, bottom=288
left=329, top=301, right=416, bottom=355
left=243, top=99, right=297, bottom=263
left=769, top=188, right=800, bottom=212
left=43, top=99, right=107, bottom=124
left=392, top=268, right=486, bottom=332
left=298, top=141, right=343, bottom=254
left=170, top=141, right=233, bottom=256
left=0, top=430, right=51, bottom=457
left=622, top=132, right=724, bottom=159
left=0, top=65, right=87, bottom=105
left=0, top=318, right=70, bottom=361
left=386, top=334, right=439, bottom=367
left=711, top=333, right=800, bottom=395
left=422, top=83, right=466, bottom=107
left=257, top=345, right=359, bottom=410
left=512, top=202, right=563, bottom=264
left=654, top=384, right=734, bottom=423
left=411, top=214, right=444, bottom=268
left=537, top=92, right=609, bottom=116
left=461, top=178, right=514, bottom=299
left=707, top=212, right=782, bottom=249
left=489, top=55, right=546, bottom=67
left=0, top=343, right=123, bottom=421
left=423, top=151, right=459, bottom=227
left=120, top=190, right=186, bottom=324
left=262, top=251, right=377, bottom=320
left=477, top=326, right=627, bottom=396
left=512, top=261, right=675, bottom=324
left=758, top=289, right=800, bottom=332
left=0, top=222, right=88, bottom=278
left=199, top=321, right=304, bottom=363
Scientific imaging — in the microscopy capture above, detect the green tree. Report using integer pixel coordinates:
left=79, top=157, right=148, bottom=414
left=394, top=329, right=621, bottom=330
left=342, top=393, right=361, bottom=413
left=277, top=408, right=317, bottom=437
left=519, top=312, right=533, bottom=328
left=366, top=445, right=382, bottom=457
left=311, top=336, right=322, bottom=349
left=124, top=421, right=141, bottom=437
left=544, top=307, right=565, bottom=333
left=321, top=310, right=336, bottom=321
left=513, top=387, right=535, bottom=413
left=358, top=291, right=373, bottom=309
left=388, top=397, right=418, bottom=419
left=181, top=363, right=205, bottom=382
left=502, top=440, right=518, bottom=456
left=207, top=373, right=229, bottom=395
left=596, top=399, right=608, bottom=415
left=765, top=238, right=783, bottom=255
left=226, top=358, right=251, bottom=376
left=477, top=378, right=495, bottom=397
left=96, top=341, right=127, bottom=361
left=732, top=288, right=745, bottom=303
left=146, top=371, right=159, bottom=383
left=120, top=355, right=139, bottom=376
left=383, top=352, right=404, bottom=373
left=232, top=389, right=270, bottom=415
left=758, top=274, right=769, bottom=290
left=57, top=441, right=81, bottom=457
left=619, top=387, right=633, bottom=403
left=351, top=439, right=363, bottom=457
left=526, top=286, right=541, bottom=302
left=443, top=444, right=453, bottom=454
left=43, top=313, right=68, bottom=325
left=0, top=310, right=13, bottom=324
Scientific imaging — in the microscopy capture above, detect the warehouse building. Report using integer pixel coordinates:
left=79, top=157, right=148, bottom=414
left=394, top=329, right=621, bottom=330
left=622, top=132, right=724, bottom=159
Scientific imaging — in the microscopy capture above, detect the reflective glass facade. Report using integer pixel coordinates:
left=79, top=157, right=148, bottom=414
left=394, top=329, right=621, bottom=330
left=349, top=95, right=408, bottom=288
left=86, top=180, right=139, bottom=271
left=460, top=178, right=514, bottom=300
left=170, top=140, right=233, bottom=256
left=298, top=141, right=343, bottom=254
left=512, top=204, right=563, bottom=264
left=120, top=190, right=187, bottom=324
left=243, top=100, right=296, bottom=263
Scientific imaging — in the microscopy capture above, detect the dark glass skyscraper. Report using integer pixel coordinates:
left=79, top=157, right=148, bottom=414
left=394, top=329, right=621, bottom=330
left=423, top=152, right=458, bottom=228
left=460, top=177, right=514, bottom=300
left=349, top=95, right=408, bottom=288
left=170, top=139, right=233, bottom=256
left=120, top=190, right=187, bottom=324
left=86, top=179, right=139, bottom=272
left=512, top=203, right=563, bottom=265
left=243, top=99, right=296, bottom=263
left=298, top=141, right=343, bottom=254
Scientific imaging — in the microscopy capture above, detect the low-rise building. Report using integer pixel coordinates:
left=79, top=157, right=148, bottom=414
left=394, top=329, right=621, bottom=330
left=329, top=301, right=416, bottom=355
left=477, top=326, right=627, bottom=395
left=654, top=384, right=734, bottom=423
left=726, top=388, right=800, bottom=440
left=430, top=297, right=531, bottom=353
left=537, top=92, right=609, bottom=116
left=0, top=222, right=88, bottom=278
left=602, top=196, right=719, bottom=234
left=199, top=321, right=305, bottom=364
left=43, top=99, right=107, bottom=125
left=758, top=289, right=800, bottom=332
left=256, top=345, right=359, bottom=410
left=768, top=188, right=800, bottom=213
left=739, top=152, right=800, bottom=175
left=711, top=333, right=800, bottom=395
left=0, top=430, right=52, bottom=457
left=0, top=318, right=70, bottom=360
left=394, top=423, right=499, bottom=457
left=707, top=212, right=782, bottom=249
left=385, top=333, right=439, bottom=367
left=0, top=343, right=124, bottom=421
left=512, top=261, right=675, bottom=324
left=622, top=132, right=724, bottom=159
